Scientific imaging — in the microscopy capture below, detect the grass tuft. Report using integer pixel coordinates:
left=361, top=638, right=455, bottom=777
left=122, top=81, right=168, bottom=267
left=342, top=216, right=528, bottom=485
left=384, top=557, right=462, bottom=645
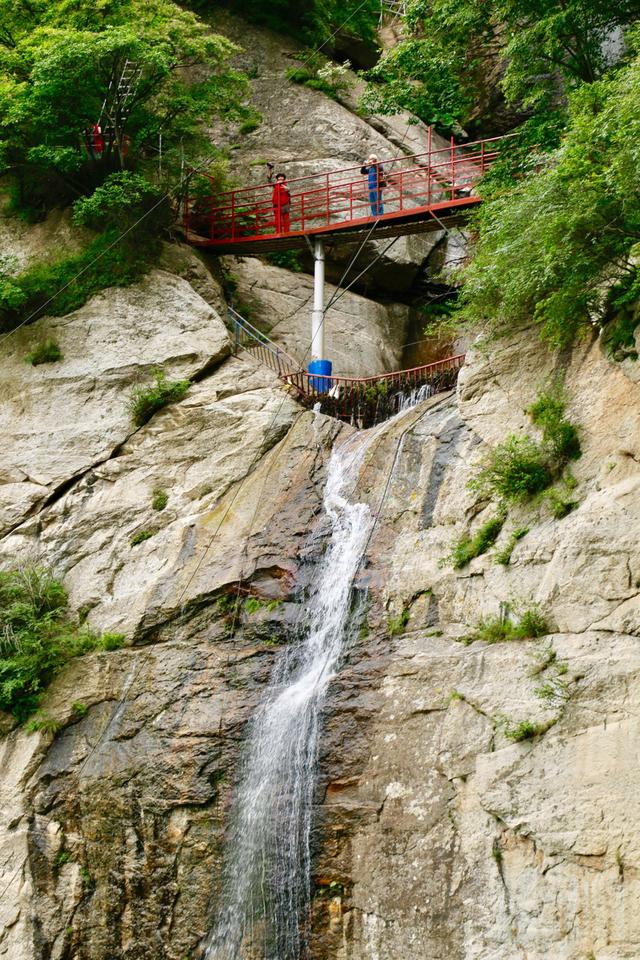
left=446, top=513, right=506, bottom=569
left=151, top=488, right=168, bottom=511
left=130, top=529, right=155, bottom=547
left=494, top=527, right=529, bottom=565
left=128, top=370, right=190, bottom=427
left=387, top=607, right=410, bottom=636
left=462, top=604, right=549, bottom=646
left=25, top=337, right=62, bottom=366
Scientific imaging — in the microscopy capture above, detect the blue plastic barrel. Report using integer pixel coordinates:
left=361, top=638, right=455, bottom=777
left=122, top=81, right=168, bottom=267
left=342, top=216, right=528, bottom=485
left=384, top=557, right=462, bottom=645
left=308, top=359, right=333, bottom=394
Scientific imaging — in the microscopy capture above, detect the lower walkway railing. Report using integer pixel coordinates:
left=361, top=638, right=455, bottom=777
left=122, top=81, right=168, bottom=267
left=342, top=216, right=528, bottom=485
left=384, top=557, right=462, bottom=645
left=228, top=306, right=464, bottom=428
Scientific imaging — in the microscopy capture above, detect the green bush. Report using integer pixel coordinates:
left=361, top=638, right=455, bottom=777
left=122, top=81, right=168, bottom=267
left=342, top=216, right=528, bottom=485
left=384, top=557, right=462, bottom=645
left=446, top=513, right=505, bottom=569
left=0, top=230, right=156, bottom=333
left=151, top=488, right=168, bottom=511
left=0, top=567, right=122, bottom=722
left=130, top=529, right=155, bottom=546
left=285, top=65, right=338, bottom=98
left=494, top=527, right=529, bottom=566
left=285, top=57, right=350, bottom=100
left=25, top=338, right=62, bottom=366
left=503, top=719, right=541, bottom=742
left=528, top=385, right=581, bottom=463
left=469, top=436, right=552, bottom=504
left=462, top=605, right=549, bottom=645
left=238, top=117, right=262, bottom=135
left=546, top=490, right=578, bottom=520
left=99, top=632, right=125, bottom=651
left=72, top=173, right=167, bottom=233
left=266, top=250, right=303, bottom=272
left=128, top=370, right=190, bottom=427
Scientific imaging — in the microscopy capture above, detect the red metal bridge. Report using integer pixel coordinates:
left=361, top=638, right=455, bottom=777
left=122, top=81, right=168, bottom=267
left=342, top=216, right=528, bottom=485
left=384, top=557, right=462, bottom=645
left=184, top=133, right=512, bottom=253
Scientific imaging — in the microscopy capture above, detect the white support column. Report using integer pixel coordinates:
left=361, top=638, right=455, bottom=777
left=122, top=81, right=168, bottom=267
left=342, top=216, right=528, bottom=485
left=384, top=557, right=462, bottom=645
left=311, top=237, right=325, bottom=361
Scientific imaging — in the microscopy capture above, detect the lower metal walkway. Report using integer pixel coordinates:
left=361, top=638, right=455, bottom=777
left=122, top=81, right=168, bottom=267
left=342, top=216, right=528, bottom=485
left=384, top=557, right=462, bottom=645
left=229, top=306, right=464, bottom=428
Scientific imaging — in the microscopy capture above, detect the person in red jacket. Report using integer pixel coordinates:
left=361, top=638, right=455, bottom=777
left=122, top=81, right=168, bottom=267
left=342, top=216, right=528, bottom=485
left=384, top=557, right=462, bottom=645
left=272, top=173, right=291, bottom=234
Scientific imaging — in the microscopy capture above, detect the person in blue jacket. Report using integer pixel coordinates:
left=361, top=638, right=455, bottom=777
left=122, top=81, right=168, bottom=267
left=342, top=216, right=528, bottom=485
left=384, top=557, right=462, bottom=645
left=361, top=154, right=385, bottom=217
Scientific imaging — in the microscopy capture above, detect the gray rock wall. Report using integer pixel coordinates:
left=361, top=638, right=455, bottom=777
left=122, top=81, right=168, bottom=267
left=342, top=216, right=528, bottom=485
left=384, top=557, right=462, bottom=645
left=310, top=332, right=640, bottom=960
left=3, top=276, right=640, bottom=959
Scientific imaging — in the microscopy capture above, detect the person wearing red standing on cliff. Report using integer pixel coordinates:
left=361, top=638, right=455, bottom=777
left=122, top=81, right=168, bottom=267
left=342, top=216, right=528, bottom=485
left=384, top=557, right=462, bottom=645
left=272, top=173, right=291, bottom=234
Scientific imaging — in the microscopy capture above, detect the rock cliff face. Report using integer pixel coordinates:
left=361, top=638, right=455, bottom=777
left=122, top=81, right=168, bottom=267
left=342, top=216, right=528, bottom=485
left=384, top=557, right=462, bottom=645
left=2, top=221, right=640, bottom=960
left=313, top=332, right=640, bottom=960
left=2, top=13, right=640, bottom=960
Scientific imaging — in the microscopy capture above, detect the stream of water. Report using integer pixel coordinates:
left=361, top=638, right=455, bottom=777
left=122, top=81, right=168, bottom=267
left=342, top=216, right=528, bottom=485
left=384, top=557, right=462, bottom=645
left=205, top=394, right=425, bottom=959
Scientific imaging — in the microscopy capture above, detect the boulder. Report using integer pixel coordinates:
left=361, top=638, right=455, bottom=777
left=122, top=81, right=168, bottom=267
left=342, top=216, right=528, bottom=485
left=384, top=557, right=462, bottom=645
left=221, top=255, right=409, bottom=375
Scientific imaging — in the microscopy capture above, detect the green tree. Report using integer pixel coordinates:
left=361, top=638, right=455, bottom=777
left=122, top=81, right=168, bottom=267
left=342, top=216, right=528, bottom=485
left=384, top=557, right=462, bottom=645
left=197, top=0, right=380, bottom=48
left=459, top=34, right=640, bottom=347
left=0, top=0, right=247, bottom=216
left=364, top=0, right=640, bottom=128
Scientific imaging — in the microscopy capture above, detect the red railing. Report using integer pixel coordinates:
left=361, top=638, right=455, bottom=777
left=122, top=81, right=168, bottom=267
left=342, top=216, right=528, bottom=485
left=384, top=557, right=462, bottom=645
left=229, top=305, right=464, bottom=427
left=283, top=356, right=464, bottom=426
left=184, top=134, right=513, bottom=247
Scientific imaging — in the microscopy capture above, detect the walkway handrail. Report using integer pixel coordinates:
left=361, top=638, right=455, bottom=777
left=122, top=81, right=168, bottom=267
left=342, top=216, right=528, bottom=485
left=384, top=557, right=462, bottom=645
left=227, top=304, right=464, bottom=426
left=212, top=133, right=516, bottom=200
left=184, top=132, right=514, bottom=248
left=227, top=305, right=303, bottom=378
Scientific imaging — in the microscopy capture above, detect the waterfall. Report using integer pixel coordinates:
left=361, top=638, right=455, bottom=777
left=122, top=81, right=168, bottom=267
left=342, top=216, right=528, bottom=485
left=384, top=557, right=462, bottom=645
left=205, top=430, right=374, bottom=960
left=205, top=392, right=427, bottom=960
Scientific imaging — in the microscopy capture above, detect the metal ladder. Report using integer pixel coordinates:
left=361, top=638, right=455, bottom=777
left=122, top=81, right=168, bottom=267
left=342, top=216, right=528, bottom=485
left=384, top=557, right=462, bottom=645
left=97, top=59, right=142, bottom=137
left=115, top=59, right=142, bottom=122
left=380, top=0, right=406, bottom=22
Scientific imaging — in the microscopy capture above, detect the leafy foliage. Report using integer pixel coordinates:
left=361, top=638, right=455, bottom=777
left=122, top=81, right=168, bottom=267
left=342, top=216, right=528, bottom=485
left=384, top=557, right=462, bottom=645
left=128, top=369, right=190, bottom=426
left=209, top=0, right=380, bottom=47
left=494, top=527, right=529, bottom=566
left=130, top=529, right=156, bottom=546
left=364, top=0, right=640, bottom=129
left=460, top=40, right=640, bottom=347
left=461, top=604, right=549, bottom=645
left=0, top=0, right=247, bottom=216
left=469, top=436, right=552, bottom=504
left=527, top=383, right=581, bottom=462
left=151, top=488, right=168, bottom=511
left=285, top=55, right=352, bottom=100
left=362, top=34, right=476, bottom=130
left=266, top=250, right=303, bottom=272
left=445, top=512, right=505, bottom=569
left=25, top=338, right=62, bottom=365
left=72, top=173, right=166, bottom=232
left=502, top=718, right=549, bottom=742
left=545, top=472, right=579, bottom=519
left=468, top=384, right=580, bottom=507
left=0, top=229, right=156, bottom=332
left=0, top=567, right=123, bottom=722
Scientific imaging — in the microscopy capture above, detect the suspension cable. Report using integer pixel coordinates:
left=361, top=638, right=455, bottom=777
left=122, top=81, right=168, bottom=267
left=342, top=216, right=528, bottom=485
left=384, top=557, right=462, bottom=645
left=325, top=235, right=401, bottom=312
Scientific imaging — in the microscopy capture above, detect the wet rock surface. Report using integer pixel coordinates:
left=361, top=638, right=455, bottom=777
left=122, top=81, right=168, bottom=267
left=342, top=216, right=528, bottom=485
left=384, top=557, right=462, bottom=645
left=3, top=306, right=640, bottom=958
left=306, top=336, right=640, bottom=960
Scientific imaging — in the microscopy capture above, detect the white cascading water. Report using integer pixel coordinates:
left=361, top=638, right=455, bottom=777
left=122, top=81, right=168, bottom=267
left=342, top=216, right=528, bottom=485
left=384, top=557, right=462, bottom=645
left=205, top=392, right=429, bottom=960
left=204, top=430, right=374, bottom=960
